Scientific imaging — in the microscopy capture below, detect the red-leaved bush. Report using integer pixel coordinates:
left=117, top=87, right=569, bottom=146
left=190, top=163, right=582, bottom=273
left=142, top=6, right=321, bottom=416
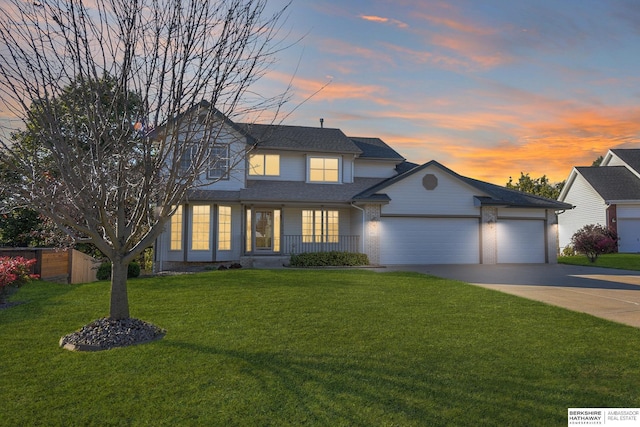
left=570, top=224, right=618, bottom=263
left=0, top=256, right=39, bottom=303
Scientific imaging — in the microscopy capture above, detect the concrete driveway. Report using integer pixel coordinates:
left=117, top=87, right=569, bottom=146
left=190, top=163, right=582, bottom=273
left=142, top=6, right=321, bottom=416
left=381, top=264, right=640, bottom=328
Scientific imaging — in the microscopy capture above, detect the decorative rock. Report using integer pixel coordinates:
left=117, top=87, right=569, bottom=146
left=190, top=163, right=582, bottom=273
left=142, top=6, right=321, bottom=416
left=59, top=317, right=166, bottom=351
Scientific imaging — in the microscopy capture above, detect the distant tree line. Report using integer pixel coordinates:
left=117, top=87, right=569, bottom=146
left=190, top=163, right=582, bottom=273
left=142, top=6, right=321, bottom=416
left=505, top=173, right=565, bottom=200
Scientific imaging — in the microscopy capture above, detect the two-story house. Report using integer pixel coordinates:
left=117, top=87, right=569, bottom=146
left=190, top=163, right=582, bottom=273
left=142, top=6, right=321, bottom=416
left=154, top=103, right=571, bottom=270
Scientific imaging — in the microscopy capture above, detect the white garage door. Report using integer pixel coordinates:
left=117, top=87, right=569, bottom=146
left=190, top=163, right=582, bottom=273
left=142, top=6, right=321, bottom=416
left=380, top=217, right=480, bottom=264
left=617, top=219, right=640, bottom=253
left=497, top=220, right=545, bottom=263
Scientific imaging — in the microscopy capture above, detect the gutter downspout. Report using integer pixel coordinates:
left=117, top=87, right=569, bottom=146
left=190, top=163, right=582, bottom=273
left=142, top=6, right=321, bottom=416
left=351, top=203, right=366, bottom=254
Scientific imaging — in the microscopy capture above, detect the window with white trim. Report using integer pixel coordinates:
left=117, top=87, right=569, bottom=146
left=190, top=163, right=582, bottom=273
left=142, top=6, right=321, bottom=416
left=179, top=145, right=197, bottom=173
left=308, top=157, right=339, bottom=182
left=249, top=154, right=280, bottom=176
left=191, top=205, right=210, bottom=250
left=208, top=145, right=229, bottom=179
left=302, top=209, right=339, bottom=243
left=218, top=206, right=231, bottom=251
left=246, top=208, right=252, bottom=252
left=170, top=205, right=183, bottom=251
left=179, top=143, right=229, bottom=179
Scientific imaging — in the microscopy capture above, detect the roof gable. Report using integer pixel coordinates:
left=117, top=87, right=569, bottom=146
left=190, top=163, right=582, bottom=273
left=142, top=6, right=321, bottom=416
left=150, top=100, right=249, bottom=141
left=356, top=160, right=572, bottom=209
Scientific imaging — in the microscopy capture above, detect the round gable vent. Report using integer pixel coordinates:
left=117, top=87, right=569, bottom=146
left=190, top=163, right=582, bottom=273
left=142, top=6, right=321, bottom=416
left=422, top=174, right=438, bottom=190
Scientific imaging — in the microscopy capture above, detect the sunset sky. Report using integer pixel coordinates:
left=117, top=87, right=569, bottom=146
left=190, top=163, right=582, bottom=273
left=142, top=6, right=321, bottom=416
left=261, top=0, right=640, bottom=185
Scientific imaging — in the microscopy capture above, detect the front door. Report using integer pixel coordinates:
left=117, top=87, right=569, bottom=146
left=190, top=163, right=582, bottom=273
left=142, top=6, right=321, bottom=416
left=246, top=208, right=281, bottom=253
left=255, top=210, right=274, bottom=251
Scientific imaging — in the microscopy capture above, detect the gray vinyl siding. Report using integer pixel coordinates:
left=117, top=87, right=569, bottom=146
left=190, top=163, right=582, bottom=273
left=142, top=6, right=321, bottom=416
left=381, top=164, right=481, bottom=216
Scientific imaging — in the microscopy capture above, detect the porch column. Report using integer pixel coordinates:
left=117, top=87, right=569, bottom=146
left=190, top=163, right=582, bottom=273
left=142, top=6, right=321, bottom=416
left=364, top=204, right=381, bottom=265
left=481, top=207, right=498, bottom=264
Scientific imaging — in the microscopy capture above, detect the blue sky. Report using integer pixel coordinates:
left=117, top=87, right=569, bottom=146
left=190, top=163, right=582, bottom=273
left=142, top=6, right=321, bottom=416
left=261, top=0, right=640, bottom=184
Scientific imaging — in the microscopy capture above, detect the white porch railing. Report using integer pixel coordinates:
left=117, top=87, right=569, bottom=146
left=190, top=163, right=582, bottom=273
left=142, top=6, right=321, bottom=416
left=282, top=235, right=360, bottom=254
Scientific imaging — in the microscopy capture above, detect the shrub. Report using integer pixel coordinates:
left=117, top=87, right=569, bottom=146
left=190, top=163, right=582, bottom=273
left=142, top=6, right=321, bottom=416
left=289, top=251, right=369, bottom=267
left=128, top=262, right=141, bottom=278
left=561, top=245, right=575, bottom=257
left=0, top=256, right=38, bottom=303
left=570, top=224, right=618, bottom=262
left=97, top=262, right=111, bottom=280
left=96, top=261, right=141, bottom=280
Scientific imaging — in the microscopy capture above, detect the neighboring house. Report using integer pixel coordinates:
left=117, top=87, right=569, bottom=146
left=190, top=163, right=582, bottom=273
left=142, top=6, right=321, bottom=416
left=558, top=148, right=640, bottom=253
left=154, top=103, right=571, bottom=270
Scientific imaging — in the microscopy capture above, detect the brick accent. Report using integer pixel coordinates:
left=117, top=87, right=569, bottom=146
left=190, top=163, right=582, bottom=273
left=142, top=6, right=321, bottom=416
left=481, top=207, right=498, bottom=264
left=364, top=204, right=381, bottom=265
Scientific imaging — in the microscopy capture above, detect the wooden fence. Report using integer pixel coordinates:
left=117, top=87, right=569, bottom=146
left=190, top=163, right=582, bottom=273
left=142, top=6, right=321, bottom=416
left=0, top=248, right=100, bottom=284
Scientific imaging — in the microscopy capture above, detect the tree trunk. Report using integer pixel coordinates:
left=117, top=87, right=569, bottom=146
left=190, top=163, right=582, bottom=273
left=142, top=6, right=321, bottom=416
left=110, top=259, right=130, bottom=319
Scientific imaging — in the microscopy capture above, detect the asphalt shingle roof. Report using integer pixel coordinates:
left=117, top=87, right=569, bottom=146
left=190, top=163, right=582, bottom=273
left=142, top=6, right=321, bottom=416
left=239, top=123, right=362, bottom=154
left=457, top=175, right=573, bottom=209
left=577, top=166, right=640, bottom=201
left=349, top=137, right=404, bottom=160
left=187, top=178, right=387, bottom=204
left=611, top=149, right=640, bottom=174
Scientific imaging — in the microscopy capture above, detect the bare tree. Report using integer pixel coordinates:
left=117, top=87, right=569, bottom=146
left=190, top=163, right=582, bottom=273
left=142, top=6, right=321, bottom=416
left=0, top=0, right=291, bottom=321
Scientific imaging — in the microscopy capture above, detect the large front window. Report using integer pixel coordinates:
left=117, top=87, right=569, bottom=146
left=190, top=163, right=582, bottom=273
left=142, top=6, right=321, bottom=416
left=191, top=205, right=210, bottom=250
left=302, top=210, right=339, bottom=243
left=309, top=157, right=339, bottom=182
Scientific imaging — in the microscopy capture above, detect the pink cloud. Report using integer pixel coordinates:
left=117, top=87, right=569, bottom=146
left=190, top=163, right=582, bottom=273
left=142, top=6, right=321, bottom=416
left=359, top=14, right=409, bottom=29
left=318, top=39, right=395, bottom=67
left=266, top=72, right=392, bottom=105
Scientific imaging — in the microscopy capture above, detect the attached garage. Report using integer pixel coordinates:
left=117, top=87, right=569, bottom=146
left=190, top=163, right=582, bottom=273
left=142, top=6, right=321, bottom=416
left=355, top=161, right=571, bottom=265
left=497, top=219, right=546, bottom=263
left=380, top=217, right=480, bottom=264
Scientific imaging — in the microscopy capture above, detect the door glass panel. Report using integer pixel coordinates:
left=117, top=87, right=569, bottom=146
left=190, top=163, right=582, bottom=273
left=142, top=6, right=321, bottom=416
left=255, top=211, right=273, bottom=250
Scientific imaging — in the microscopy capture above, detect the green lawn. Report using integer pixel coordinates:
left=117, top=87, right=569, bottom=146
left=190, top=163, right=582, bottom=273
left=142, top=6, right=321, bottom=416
left=1, top=269, right=639, bottom=426
left=559, top=253, right=640, bottom=270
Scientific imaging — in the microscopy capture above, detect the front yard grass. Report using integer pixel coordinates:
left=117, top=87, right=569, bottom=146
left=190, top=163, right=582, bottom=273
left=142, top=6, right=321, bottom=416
left=559, top=253, right=640, bottom=270
left=1, top=269, right=639, bottom=426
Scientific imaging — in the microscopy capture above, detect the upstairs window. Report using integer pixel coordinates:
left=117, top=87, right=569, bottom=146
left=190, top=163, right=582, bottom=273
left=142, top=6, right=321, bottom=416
left=179, top=145, right=197, bottom=173
left=208, top=145, right=229, bottom=179
left=179, top=143, right=229, bottom=179
left=309, top=157, right=339, bottom=182
left=249, top=154, right=280, bottom=176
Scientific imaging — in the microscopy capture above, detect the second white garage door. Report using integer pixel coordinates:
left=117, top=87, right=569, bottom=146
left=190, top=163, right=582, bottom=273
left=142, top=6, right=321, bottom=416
left=380, top=217, right=480, bottom=264
left=497, top=219, right=545, bottom=263
left=617, top=219, right=640, bottom=252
